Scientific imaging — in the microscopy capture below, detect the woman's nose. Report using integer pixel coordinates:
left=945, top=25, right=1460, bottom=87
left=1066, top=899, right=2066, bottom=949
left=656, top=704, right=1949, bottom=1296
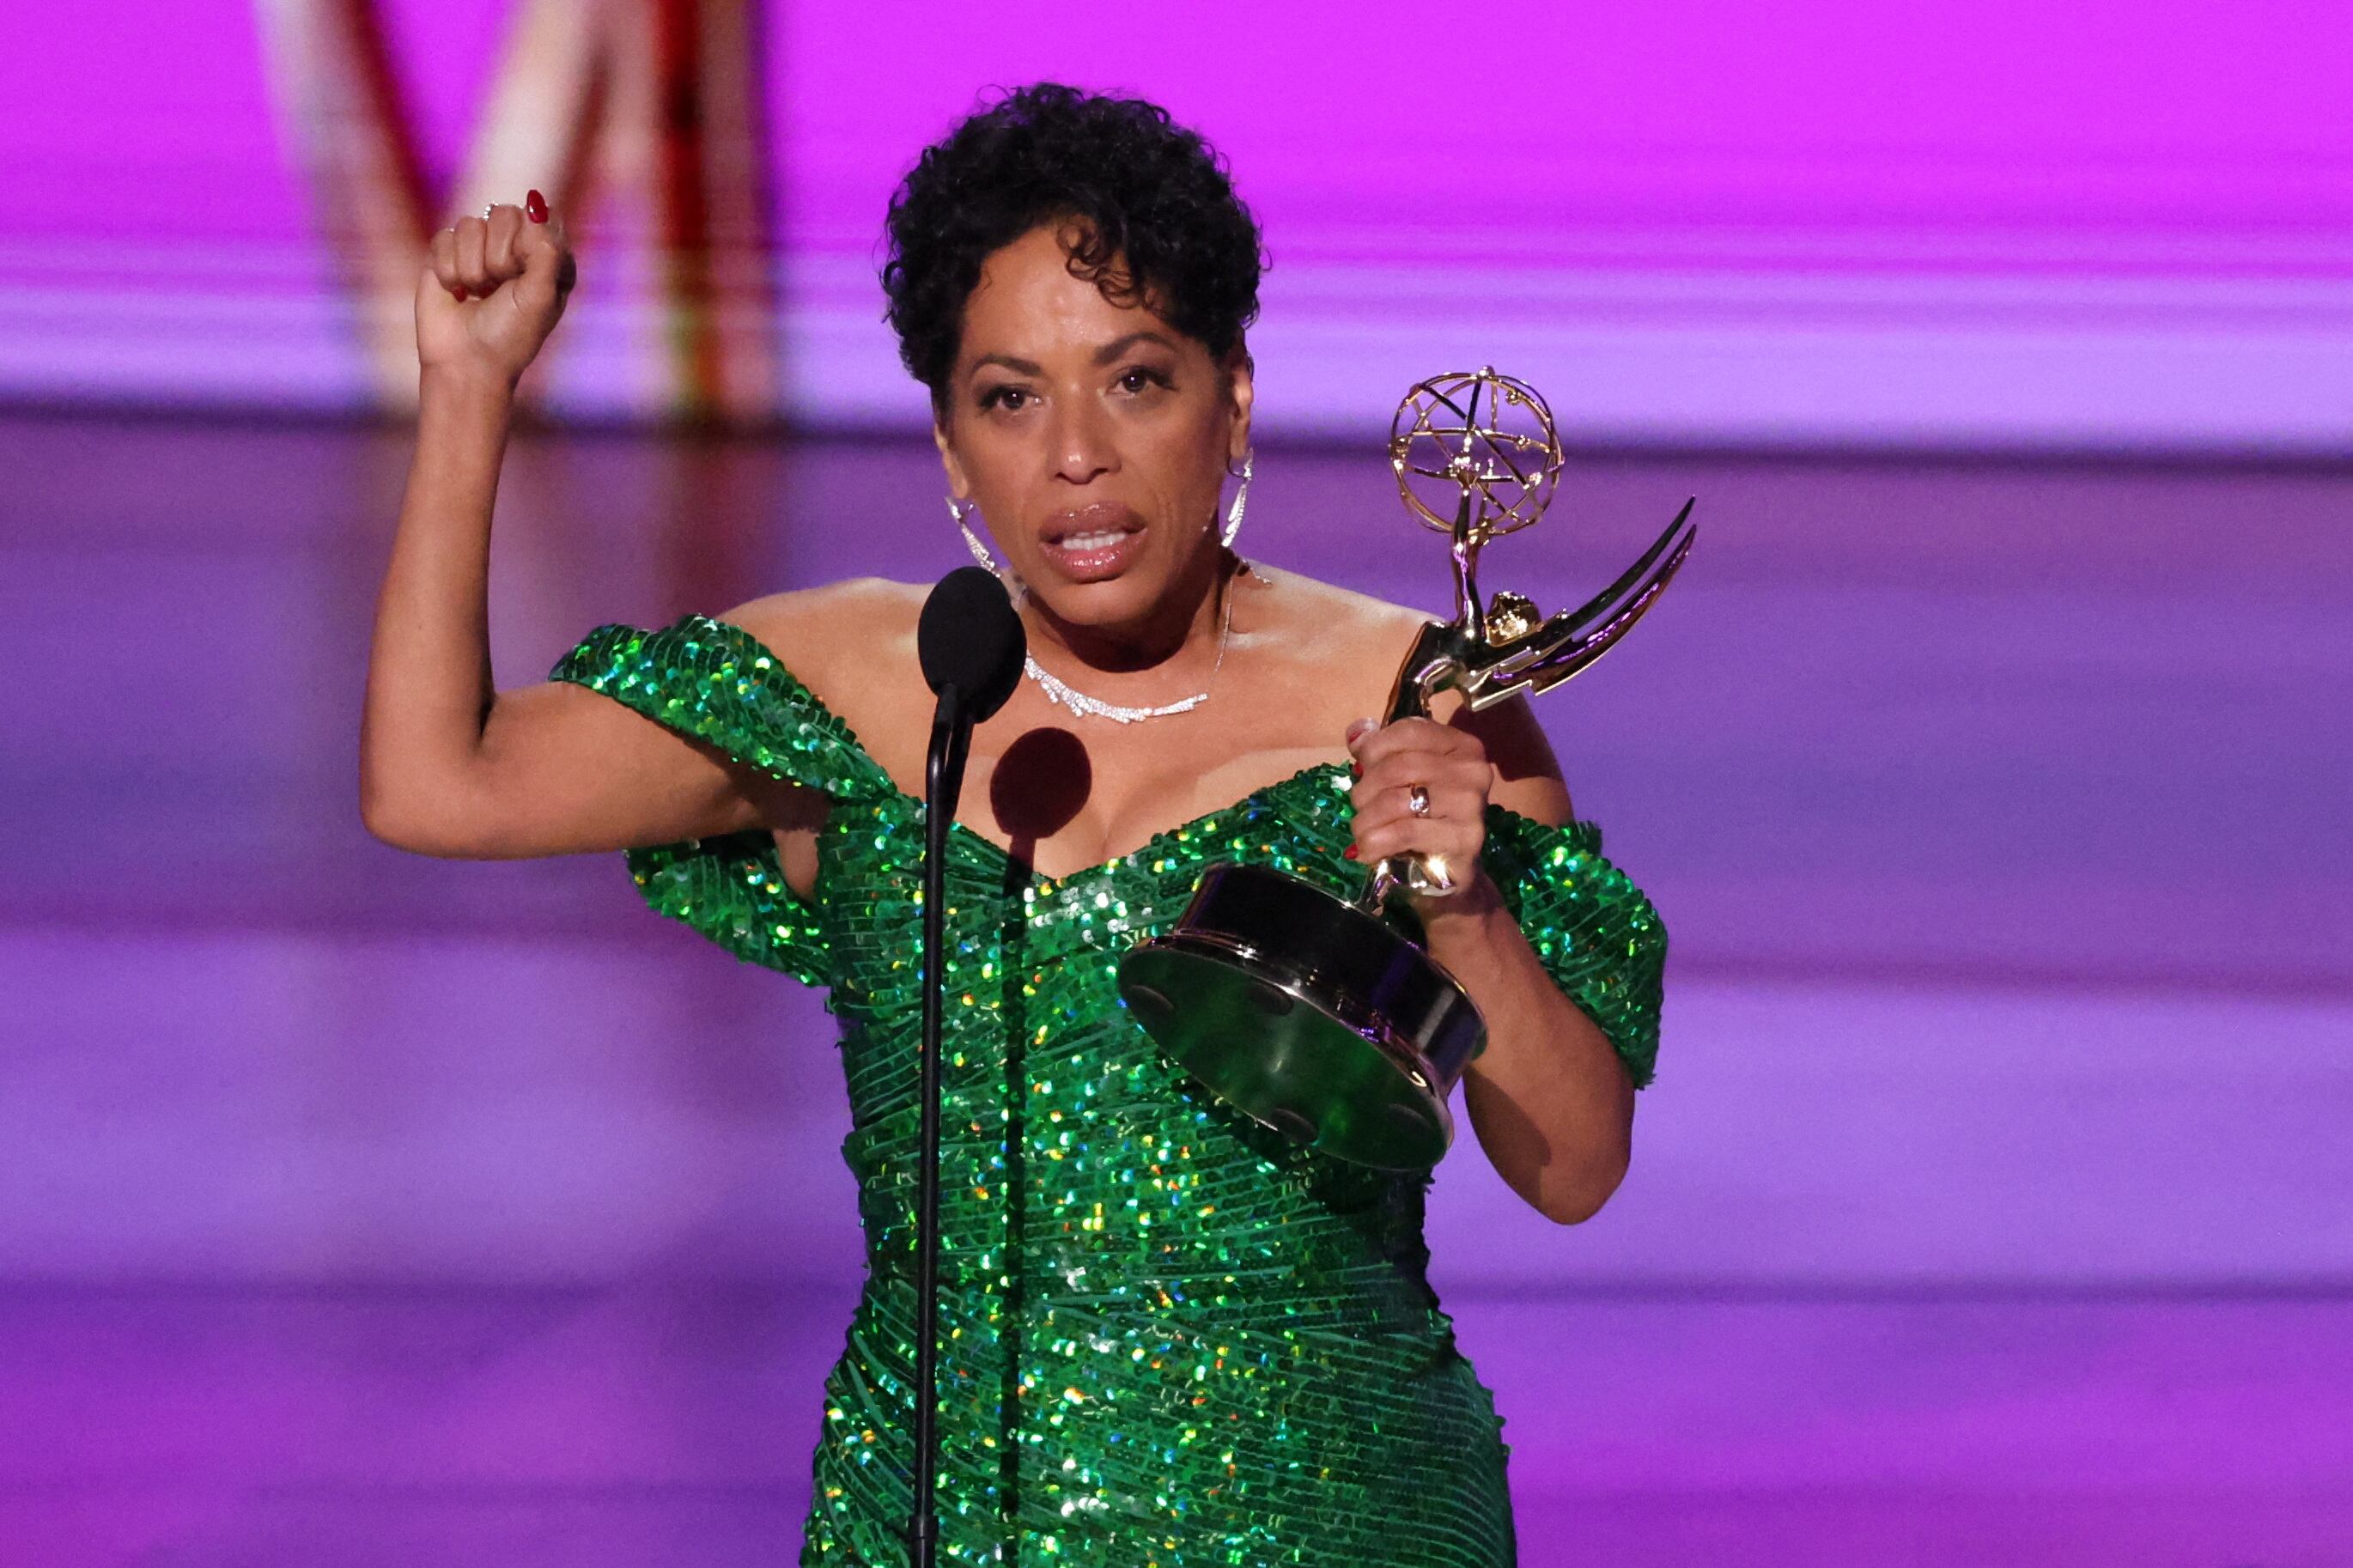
left=1049, top=399, right=1115, bottom=483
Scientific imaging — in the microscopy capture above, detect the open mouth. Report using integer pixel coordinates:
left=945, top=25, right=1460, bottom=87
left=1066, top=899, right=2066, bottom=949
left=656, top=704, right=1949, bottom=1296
left=1038, top=505, right=1146, bottom=581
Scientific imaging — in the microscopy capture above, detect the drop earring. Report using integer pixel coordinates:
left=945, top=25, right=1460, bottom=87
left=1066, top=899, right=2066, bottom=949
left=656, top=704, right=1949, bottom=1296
left=1221, top=447, right=1254, bottom=549
left=948, top=495, right=1003, bottom=576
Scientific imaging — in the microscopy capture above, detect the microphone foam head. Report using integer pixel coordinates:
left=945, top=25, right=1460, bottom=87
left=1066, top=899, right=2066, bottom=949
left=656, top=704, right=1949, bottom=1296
left=918, top=566, right=1025, bottom=720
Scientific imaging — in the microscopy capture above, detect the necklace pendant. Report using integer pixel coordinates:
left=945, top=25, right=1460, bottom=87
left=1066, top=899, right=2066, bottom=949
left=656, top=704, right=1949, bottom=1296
left=1027, top=654, right=1209, bottom=723
left=1019, top=559, right=1242, bottom=724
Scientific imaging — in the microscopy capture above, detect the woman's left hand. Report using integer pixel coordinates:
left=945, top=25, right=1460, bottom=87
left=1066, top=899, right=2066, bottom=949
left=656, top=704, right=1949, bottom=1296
left=1344, top=716, right=1495, bottom=903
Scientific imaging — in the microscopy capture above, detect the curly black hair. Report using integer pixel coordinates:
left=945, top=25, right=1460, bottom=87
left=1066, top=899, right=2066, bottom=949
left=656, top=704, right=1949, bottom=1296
left=882, top=83, right=1265, bottom=408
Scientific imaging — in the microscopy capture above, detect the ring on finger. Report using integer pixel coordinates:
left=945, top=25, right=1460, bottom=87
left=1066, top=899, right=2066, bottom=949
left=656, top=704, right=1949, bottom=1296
left=1405, top=781, right=1432, bottom=818
left=481, top=204, right=496, bottom=219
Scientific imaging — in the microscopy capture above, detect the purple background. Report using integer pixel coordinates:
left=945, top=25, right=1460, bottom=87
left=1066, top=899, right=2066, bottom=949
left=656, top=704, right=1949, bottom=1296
left=0, top=0, right=2346, bottom=446
left=10, top=3, right=2349, bottom=255
left=4, top=3, right=2352, bottom=1564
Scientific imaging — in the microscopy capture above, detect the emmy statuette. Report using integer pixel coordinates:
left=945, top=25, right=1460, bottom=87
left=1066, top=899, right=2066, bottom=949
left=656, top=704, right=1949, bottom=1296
left=1116, top=368, right=1696, bottom=1170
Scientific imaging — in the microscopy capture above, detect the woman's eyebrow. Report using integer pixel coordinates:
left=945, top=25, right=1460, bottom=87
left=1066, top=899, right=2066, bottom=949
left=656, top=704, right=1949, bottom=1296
left=1091, top=331, right=1177, bottom=365
left=971, top=352, right=1044, bottom=376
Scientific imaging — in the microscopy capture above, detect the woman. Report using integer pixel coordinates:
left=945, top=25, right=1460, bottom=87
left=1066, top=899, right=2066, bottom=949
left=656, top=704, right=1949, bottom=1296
left=362, top=84, right=1663, bottom=1567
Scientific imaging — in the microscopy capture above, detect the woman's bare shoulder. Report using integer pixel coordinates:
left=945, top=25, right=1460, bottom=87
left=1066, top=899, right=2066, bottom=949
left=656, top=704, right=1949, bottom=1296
left=1248, top=564, right=1433, bottom=656
left=716, top=578, right=926, bottom=702
left=720, top=577, right=926, bottom=641
left=1249, top=564, right=1572, bottom=818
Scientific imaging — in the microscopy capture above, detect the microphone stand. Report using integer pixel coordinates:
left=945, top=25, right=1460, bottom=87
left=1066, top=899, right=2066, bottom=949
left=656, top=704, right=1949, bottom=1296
left=911, top=681, right=970, bottom=1568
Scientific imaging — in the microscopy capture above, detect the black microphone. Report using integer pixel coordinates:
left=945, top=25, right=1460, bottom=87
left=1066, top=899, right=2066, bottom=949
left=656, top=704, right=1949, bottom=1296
left=909, top=566, right=1023, bottom=1568
left=918, top=564, right=1024, bottom=726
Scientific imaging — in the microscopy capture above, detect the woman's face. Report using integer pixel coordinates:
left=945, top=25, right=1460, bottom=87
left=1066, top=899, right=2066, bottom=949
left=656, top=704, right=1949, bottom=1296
left=935, top=222, right=1251, bottom=639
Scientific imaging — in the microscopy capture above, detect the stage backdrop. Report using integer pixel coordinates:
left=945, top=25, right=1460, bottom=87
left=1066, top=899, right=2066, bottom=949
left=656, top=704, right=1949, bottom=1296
left=0, top=0, right=2346, bottom=450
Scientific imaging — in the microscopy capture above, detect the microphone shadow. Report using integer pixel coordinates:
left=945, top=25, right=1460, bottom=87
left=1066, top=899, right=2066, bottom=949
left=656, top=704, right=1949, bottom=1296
left=987, top=726, right=1092, bottom=894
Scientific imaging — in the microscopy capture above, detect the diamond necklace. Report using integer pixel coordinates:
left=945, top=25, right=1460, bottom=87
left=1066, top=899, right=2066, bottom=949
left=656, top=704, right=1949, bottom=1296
left=1023, top=561, right=1240, bottom=724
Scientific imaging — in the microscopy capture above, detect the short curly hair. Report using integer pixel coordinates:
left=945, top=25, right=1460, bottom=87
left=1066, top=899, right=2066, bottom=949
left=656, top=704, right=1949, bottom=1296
left=882, top=83, right=1265, bottom=408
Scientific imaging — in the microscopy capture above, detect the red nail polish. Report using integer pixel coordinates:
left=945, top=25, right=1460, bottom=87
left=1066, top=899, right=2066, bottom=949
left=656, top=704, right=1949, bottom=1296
left=451, top=286, right=468, bottom=301
left=1343, top=845, right=1359, bottom=860
left=526, top=189, right=548, bottom=223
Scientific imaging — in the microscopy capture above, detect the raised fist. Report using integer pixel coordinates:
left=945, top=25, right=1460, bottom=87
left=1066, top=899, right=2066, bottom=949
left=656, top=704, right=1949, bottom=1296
left=416, top=189, right=577, bottom=386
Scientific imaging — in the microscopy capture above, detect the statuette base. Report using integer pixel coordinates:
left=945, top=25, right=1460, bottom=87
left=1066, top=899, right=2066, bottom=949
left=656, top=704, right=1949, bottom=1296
left=1120, top=863, right=1485, bottom=1170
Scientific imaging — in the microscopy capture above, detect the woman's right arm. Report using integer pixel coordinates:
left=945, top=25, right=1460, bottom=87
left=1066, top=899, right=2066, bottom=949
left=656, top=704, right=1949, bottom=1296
left=358, top=195, right=800, bottom=861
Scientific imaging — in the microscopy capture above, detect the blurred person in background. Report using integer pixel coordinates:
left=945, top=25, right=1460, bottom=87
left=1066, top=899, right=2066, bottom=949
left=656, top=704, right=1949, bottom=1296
left=359, top=83, right=1665, bottom=1566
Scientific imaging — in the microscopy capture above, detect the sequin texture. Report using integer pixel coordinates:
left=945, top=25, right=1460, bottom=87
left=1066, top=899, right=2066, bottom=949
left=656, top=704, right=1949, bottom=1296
left=551, top=614, right=1668, bottom=1566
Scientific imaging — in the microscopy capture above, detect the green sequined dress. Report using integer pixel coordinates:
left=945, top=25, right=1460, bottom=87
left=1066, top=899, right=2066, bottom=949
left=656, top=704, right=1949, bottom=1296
left=551, top=613, right=1668, bottom=1568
